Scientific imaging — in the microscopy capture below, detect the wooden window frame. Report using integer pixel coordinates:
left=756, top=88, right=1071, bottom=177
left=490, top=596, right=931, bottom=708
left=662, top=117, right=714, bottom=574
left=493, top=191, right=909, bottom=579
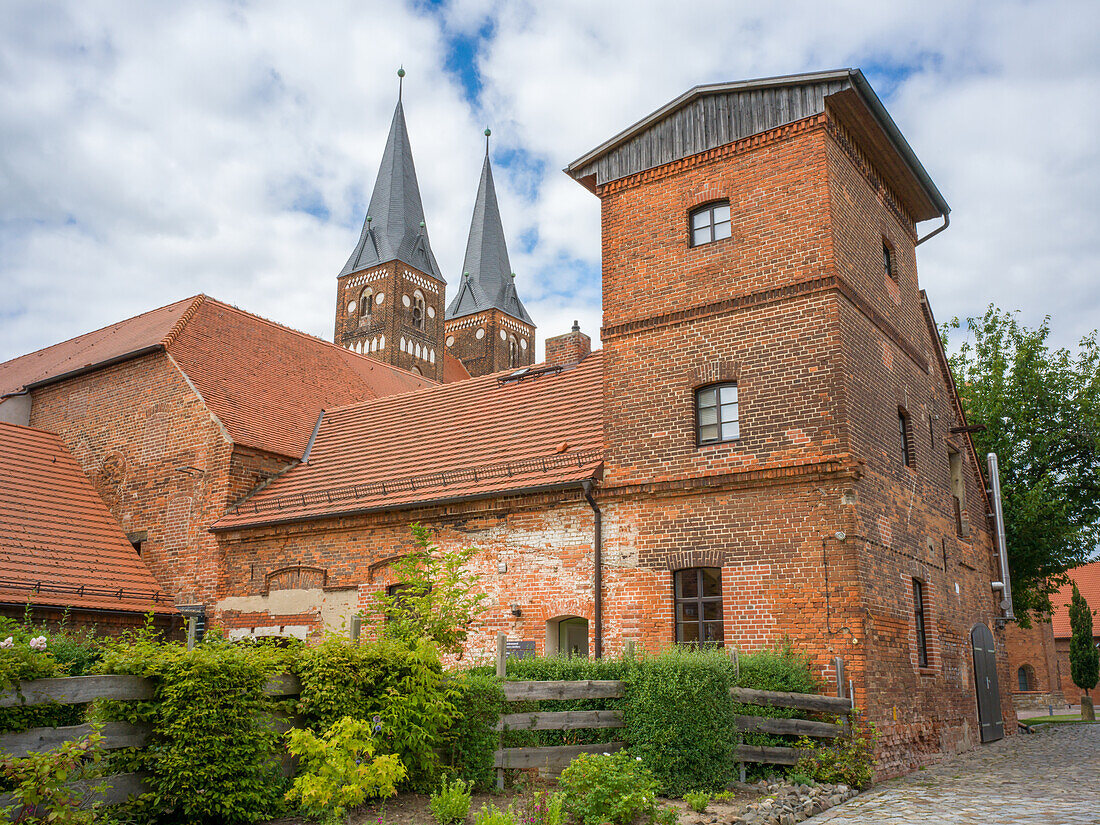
left=695, top=383, right=739, bottom=446
left=913, top=578, right=929, bottom=667
left=689, top=201, right=732, bottom=248
left=673, top=568, right=724, bottom=646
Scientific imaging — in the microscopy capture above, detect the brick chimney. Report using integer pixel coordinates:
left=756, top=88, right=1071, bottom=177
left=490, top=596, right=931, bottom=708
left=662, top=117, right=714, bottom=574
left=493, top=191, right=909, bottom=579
left=544, top=321, right=591, bottom=367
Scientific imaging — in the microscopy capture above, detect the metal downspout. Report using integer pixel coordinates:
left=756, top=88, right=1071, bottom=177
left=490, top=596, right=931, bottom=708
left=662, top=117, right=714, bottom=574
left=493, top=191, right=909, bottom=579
left=987, top=453, right=1015, bottom=620
left=581, top=480, right=603, bottom=658
left=916, top=213, right=950, bottom=246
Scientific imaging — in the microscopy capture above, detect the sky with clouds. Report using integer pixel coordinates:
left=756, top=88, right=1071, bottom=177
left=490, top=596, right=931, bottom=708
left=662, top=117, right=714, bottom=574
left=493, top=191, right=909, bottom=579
left=2, top=0, right=1098, bottom=363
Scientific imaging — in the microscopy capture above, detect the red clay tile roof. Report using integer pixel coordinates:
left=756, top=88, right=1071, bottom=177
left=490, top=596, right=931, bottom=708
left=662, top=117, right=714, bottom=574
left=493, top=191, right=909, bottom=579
left=0, top=295, right=438, bottom=459
left=1051, top=559, right=1100, bottom=638
left=215, top=353, right=606, bottom=530
left=0, top=297, right=197, bottom=397
left=443, top=353, right=472, bottom=383
left=168, top=298, right=432, bottom=457
left=0, top=422, right=175, bottom=614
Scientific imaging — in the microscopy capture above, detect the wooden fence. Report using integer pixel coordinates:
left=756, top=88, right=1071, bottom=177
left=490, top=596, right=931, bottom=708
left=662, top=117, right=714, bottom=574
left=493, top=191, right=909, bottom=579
left=491, top=634, right=855, bottom=786
left=0, top=673, right=302, bottom=815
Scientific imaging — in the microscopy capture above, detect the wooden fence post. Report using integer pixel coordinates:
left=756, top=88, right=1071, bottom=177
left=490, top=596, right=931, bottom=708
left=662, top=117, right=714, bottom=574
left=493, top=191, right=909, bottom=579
left=349, top=616, right=362, bottom=644
left=834, top=657, right=845, bottom=698
left=731, top=647, right=740, bottom=683
left=496, top=632, right=507, bottom=791
left=624, top=640, right=635, bottom=658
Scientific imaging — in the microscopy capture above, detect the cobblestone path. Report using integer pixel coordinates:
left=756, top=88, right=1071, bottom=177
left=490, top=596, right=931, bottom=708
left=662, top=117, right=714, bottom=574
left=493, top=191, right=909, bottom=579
left=816, top=724, right=1099, bottom=824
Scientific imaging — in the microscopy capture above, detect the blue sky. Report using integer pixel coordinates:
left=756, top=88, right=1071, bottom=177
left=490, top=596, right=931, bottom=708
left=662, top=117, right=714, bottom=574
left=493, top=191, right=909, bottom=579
left=1, top=0, right=1098, bottom=363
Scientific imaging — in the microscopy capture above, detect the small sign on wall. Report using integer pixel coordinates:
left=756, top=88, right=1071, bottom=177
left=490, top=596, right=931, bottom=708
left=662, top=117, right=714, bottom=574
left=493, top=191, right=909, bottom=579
left=506, top=640, right=536, bottom=659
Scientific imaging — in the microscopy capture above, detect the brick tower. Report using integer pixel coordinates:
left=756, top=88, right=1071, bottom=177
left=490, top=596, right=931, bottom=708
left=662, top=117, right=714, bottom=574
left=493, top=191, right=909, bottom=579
left=444, top=130, right=535, bottom=377
left=334, top=72, right=446, bottom=381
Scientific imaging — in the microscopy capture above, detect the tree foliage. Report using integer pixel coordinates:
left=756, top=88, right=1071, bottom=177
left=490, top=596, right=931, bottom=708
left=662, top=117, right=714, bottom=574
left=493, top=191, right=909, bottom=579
left=1068, top=583, right=1099, bottom=696
left=368, top=522, right=487, bottom=654
left=944, top=307, right=1100, bottom=619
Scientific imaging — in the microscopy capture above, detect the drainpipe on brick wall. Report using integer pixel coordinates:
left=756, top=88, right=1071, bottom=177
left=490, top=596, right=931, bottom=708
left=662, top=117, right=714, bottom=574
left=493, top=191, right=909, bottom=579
left=581, top=479, right=603, bottom=658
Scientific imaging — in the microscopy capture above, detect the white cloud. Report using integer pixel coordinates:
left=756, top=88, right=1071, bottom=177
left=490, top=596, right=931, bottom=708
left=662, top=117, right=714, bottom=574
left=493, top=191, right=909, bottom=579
left=2, top=0, right=1098, bottom=367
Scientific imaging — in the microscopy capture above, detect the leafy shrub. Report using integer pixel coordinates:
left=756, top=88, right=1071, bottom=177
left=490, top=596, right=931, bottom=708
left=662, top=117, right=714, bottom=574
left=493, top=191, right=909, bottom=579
left=792, top=713, right=876, bottom=789
left=736, top=641, right=819, bottom=693
left=295, top=636, right=456, bottom=791
left=0, top=724, right=106, bottom=824
left=623, top=646, right=738, bottom=796
left=442, top=671, right=503, bottom=790
left=429, top=775, right=472, bottom=825
left=787, top=772, right=815, bottom=786
left=95, top=627, right=291, bottom=823
left=557, top=750, right=657, bottom=825
left=652, top=807, right=680, bottom=825
left=285, top=716, right=406, bottom=825
left=472, top=801, right=515, bottom=825
left=683, top=790, right=710, bottom=812
left=368, top=523, right=487, bottom=655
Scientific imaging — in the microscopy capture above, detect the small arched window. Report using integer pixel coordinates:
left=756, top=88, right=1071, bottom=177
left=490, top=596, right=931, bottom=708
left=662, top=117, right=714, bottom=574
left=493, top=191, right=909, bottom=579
left=696, top=383, right=738, bottom=445
left=689, top=201, right=731, bottom=247
left=411, top=290, right=425, bottom=330
left=508, top=335, right=518, bottom=368
left=898, top=407, right=913, bottom=467
left=1017, top=664, right=1036, bottom=691
left=359, top=288, right=373, bottom=321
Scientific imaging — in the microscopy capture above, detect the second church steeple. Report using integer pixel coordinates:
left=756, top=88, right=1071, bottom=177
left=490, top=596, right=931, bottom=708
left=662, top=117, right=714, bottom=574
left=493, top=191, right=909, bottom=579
left=444, top=129, right=535, bottom=377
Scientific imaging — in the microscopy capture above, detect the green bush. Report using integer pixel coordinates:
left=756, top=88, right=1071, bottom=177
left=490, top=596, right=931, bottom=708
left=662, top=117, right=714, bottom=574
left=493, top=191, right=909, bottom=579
left=511, top=788, right=565, bottom=825
left=295, top=636, right=456, bottom=792
left=623, top=647, right=739, bottom=796
left=683, top=790, right=710, bottom=812
left=792, top=713, right=876, bottom=789
left=0, top=723, right=106, bottom=824
left=736, top=641, right=819, bottom=693
left=473, top=802, right=515, bottom=825
left=429, top=776, right=472, bottom=825
left=96, top=628, right=291, bottom=823
left=285, top=716, right=405, bottom=825
left=558, top=750, right=657, bottom=825
left=442, top=671, right=503, bottom=790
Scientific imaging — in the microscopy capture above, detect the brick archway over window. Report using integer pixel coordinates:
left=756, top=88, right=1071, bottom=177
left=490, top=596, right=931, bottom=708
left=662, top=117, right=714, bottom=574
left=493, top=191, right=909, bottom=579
left=666, top=549, right=724, bottom=571
left=264, top=565, right=327, bottom=594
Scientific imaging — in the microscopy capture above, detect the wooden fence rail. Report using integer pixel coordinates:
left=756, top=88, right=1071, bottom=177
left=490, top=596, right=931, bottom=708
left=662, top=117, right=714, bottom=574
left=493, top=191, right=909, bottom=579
left=731, top=684, right=852, bottom=767
left=0, top=673, right=303, bottom=818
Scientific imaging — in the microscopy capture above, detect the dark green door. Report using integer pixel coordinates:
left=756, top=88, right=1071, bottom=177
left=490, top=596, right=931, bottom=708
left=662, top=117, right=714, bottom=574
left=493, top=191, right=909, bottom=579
left=971, top=624, right=1004, bottom=743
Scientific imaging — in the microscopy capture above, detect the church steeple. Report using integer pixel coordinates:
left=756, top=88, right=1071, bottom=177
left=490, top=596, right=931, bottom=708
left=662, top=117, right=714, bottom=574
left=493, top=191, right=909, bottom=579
left=444, top=129, right=535, bottom=377
left=340, top=93, right=443, bottom=282
left=334, top=70, right=446, bottom=382
left=445, top=134, right=531, bottom=325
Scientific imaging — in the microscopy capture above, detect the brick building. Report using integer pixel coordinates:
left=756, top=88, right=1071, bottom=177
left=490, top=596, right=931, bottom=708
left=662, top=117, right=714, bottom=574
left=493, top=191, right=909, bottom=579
left=0, top=421, right=179, bottom=636
left=1005, top=561, right=1100, bottom=708
left=1, top=68, right=1017, bottom=774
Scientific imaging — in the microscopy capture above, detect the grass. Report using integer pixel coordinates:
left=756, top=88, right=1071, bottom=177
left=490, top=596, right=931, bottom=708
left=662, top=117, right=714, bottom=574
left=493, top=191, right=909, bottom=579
left=1020, top=713, right=1097, bottom=726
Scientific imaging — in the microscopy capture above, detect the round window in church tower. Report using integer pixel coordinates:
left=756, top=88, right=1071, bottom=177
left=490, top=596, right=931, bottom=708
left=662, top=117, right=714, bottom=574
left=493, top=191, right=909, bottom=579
left=446, top=336, right=455, bottom=347
left=500, top=329, right=507, bottom=341
left=520, top=339, right=527, bottom=350
left=475, top=328, right=485, bottom=340
left=347, top=301, right=356, bottom=314
left=427, top=306, right=436, bottom=319
left=376, top=292, right=384, bottom=305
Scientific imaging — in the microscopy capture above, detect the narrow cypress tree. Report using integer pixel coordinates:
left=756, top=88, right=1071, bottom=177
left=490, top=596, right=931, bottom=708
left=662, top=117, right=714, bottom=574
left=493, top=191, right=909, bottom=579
left=1069, top=583, right=1099, bottom=699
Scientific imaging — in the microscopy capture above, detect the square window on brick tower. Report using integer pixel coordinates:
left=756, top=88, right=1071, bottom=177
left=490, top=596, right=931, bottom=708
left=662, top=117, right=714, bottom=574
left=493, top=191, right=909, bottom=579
left=913, top=578, right=929, bottom=667
left=674, top=568, right=724, bottom=645
left=696, top=384, right=739, bottom=445
left=689, top=201, right=731, bottom=247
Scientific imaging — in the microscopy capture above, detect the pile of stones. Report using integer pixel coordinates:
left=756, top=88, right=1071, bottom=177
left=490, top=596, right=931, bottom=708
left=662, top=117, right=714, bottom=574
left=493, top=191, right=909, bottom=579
left=732, top=780, right=859, bottom=824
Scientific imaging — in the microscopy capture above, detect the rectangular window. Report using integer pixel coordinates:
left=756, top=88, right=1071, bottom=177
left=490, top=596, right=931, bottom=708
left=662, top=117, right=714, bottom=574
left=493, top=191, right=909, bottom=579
left=883, top=241, right=896, bottom=279
left=898, top=408, right=912, bottom=466
left=913, top=578, right=929, bottom=667
left=949, top=450, right=966, bottom=536
left=690, top=202, right=731, bottom=247
left=674, top=568, right=724, bottom=645
left=696, top=384, right=739, bottom=445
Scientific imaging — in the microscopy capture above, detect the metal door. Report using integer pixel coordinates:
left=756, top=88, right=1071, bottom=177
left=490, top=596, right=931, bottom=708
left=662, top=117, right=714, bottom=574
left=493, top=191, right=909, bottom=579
left=971, top=623, right=1004, bottom=743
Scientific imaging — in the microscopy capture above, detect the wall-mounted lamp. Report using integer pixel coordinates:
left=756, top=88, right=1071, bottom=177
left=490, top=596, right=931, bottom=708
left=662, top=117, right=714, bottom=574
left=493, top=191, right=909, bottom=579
left=509, top=604, right=522, bottom=617
left=991, top=581, right=1005, bottom=592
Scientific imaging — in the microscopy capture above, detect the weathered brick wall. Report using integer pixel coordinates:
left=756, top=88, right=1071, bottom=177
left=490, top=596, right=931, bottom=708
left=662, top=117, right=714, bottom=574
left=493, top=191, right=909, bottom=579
left=335, top=261, right=446, bottom=381
left=1004, top=620, right=1066, bottom=710
left=1054, top=636, right=1100, bottom=706
left=544, top=327, right=591, bottom=367
left=823, top=119, right=1017, bottom=772
left=445, top=309, right=534, bottom=378
left=27, top=352, right=291, bottom=608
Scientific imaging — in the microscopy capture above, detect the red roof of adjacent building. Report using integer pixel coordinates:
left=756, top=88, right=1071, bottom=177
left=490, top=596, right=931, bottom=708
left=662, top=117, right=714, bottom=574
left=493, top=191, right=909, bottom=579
left=215, top=353, right=606, bottom=530
left=1051, top=559, right=1100, bottom=639
left=0, top=422, right=175, bottom=614
left=0, top=295, right=471, bottom=459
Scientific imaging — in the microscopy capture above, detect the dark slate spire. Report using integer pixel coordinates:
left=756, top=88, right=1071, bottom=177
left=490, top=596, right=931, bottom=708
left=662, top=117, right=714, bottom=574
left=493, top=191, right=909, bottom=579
left=340, top=86, right=444, bottom=282
left=446, top=134, right=532, bottom=324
